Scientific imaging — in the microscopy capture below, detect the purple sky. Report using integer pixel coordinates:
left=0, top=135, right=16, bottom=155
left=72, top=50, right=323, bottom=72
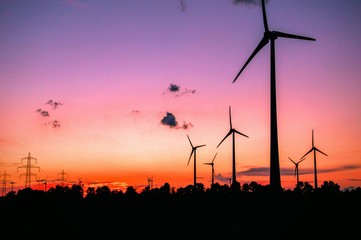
left=1, top=0, right=361, bottom=191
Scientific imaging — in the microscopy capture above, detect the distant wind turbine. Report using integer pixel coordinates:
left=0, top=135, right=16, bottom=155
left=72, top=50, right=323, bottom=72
left=146, top=175, right=154, bottom=189
left=232, top=0, right=316, bottom=190
left=187, top=134, right=206, bottom=187
left=203, top=152, right=218, bottom=186
left=288, top=157, right=306, bottom=187
left=217, top=106, right=249, bottom=186
left=301, top=129, right=328, bottom=189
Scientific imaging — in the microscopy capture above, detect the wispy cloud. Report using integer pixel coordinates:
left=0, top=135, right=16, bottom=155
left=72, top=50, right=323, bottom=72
left=36, top=108, right=50, bottom=117
left=44, top=120, right=61, bottom=128
left=163, top=83, right=196, bottom=97
left=36, top=99, right=63, bottom=128
left=237, top=164, right=361, bottom=177
left=46, top=99, right=63, bottom=110
left=215, top=173, right=232, bottom=184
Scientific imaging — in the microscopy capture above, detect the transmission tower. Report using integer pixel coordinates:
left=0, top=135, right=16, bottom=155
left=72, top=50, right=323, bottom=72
left=17, top=152, right=40, bottom=188
left=1, top=170, right=10, bottom=196
left=58, top=169, right=68, bottom=186
left=10, top=181, right=15, bottom=192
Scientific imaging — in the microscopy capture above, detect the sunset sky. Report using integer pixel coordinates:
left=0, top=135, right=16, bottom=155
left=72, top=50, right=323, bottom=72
left=1, top=0, right=361, bottom=193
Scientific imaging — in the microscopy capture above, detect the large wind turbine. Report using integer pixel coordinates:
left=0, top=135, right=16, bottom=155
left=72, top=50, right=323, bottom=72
left=203, top=152, right=218, bottom=186
left=217, top=106, right=249, bottom=186
left=232, top=0, right=316, bottom=190
left=301, top=129, right=327, bottom=189
left=187, top=134, right=206, bottom=187
left=288, top=157, right=306, bottom=187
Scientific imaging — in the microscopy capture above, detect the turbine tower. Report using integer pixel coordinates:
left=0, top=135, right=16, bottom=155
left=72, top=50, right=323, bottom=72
left=217, top=106, right=249, bottom=186
left=232, top=0, right=316, bottom=190
left=187, top=134, right=206, bottom=187
left=203, top=152, right=218, bottom=186
left=146, top=175, right=154, bottom=189
left=288, top=157, right=306, bottom=187
left=301, top=129, right=327, bottom=189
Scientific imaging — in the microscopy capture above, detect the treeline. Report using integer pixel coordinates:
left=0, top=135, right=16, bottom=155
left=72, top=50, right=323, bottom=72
left=1, top=181, right=360, bottom=239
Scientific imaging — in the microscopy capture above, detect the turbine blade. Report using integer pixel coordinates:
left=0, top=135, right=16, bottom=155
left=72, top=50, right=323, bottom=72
left=274, top=31, right=316, bottom=41
left=187, top=134, right=193, bottom=148
left=187, top=149, right=194, bottom=166
left=217, top=131, right=232, bottom=148
left=261, top=0, right=269, bottom=32
left=301, top=148, right=313, bottom=160
left=232, top=36, right=269, bottom=83
left=288, top=157, right=296, bottom=165
left=234, top=129, right=249, bottom=138
left=203, top=163, right=211, bottom=165
left=298, top=157, right=307, bottom=164
left=229, top=106, right=232, bottom=129
left=312, top=129, right=314, bottom=147
left=315, top=147, right=328, bottom=157
left=196, top=144, right=206, bottom=149
left=212, top=152, right=218, bottom=163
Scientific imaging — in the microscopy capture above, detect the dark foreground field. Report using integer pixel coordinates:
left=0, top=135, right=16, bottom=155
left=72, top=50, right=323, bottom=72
left=1, top=182, right=360, bottom=239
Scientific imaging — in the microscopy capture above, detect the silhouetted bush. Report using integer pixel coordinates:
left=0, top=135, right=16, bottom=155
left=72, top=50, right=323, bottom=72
left=1, top=181, right=360, bottom=239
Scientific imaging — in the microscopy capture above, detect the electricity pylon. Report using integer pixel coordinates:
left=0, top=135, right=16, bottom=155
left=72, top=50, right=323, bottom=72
left=1, top=170, right=10, bottom=196
left=17, top=152, right=40, bottom=188
left=58, top=169, right=68, bottom=186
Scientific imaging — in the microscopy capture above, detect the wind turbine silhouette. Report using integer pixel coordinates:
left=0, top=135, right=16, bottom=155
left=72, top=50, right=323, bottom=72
left=187, top=134, right=206, bottom=187
left=301, top=129, right=327, bottom=189
left=146, top=175, right=154, bottom=189
left=232, top=0, right=316, bottom=190
left=203, top=152, right=218, bottom=186
left=217, top=106, right=249, bottom=186
left=288, top=157, right=306, bottom=187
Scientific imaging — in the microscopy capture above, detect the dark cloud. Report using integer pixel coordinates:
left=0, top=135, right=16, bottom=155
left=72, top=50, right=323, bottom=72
left=238, top=167, right=270, bottom=176
left=36, top=109, right=50, bottom=117
left=161, top=112, right=178, bottom=128
left=46, top=99, right=63, bottom=110
left=160, top=112, right=193, bottom=130
left=164, top=83, right=196, bottom=97
left=168, top=83, right=180, bottom=92
left=36, top=99, right=63, bottom=128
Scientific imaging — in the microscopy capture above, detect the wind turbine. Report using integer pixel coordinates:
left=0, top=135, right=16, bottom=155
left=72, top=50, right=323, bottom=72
left=187, top=134, right=206, bottom=187
left=232, top=0, right=316, bottom=190
left=217, top=106, right=249, bottom=186
left=146, top=175, right=154, bottom=189
left=301, top=129, right=327, bottom=189
left=288, top=157, right=306, bottom=187
left=203, top=152, right=218, bottom=186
